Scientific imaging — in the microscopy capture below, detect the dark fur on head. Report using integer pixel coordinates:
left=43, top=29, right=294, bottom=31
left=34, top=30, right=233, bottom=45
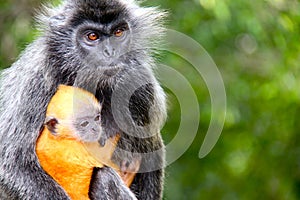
left=43, top=0, right=166, bottom=66
left=0, top=0, right=167, bottom=199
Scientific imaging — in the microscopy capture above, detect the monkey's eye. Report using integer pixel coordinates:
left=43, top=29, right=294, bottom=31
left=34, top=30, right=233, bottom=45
left=86, top=32, right=99, bottom=41
left=114, top=29, right=125, bottom=37
left=80, top=121, right=89, bottom=127
left=94, top=115, right=101, bottom=122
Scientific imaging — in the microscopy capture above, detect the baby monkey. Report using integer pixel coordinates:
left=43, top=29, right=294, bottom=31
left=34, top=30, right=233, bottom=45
left=36, top=85, right=139, bottom=200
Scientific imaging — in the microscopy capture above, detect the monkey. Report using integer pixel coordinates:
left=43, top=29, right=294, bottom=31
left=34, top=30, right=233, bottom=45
left=0, top=0, right=167, bottom=199
left=36, top=84, right=137, bottom=200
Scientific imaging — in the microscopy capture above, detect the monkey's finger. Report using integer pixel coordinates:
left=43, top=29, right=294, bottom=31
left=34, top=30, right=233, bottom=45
left=83, top=135, right=120, bottom=169
left=118, top=156, right=141, bottom=187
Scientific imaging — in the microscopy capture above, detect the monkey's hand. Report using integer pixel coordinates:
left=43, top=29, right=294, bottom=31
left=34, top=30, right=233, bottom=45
left=89, top=167, right=137, bottom=200
left=118, top=156, right=141, bottom=187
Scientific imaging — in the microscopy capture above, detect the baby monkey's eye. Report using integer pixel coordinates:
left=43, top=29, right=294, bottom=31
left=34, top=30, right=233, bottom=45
left=80, top=121, right=89, bottom=127
left=87, top=32, right=99, bottom=41
left=94, top=115, right=101, bottom=122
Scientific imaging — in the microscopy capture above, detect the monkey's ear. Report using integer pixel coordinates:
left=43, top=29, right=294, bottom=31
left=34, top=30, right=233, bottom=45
left=44, top=116, right=59, bottom=136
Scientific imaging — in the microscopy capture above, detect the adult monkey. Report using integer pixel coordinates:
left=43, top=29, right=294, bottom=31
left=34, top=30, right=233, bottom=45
left=0, top=0, right=167, bottom=199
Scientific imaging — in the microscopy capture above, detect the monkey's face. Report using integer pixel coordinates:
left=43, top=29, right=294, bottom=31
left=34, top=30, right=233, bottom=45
left=45, top=85, right=102, bottom=142
left=75, top=21, right=131, bottom=67
left=48, top=0, right=165, bottom=72
left=45, top=113, right=102, bottom=143
left=68, top=1, right=133, bottom=68
left=73, top=113, right=102, bottom=142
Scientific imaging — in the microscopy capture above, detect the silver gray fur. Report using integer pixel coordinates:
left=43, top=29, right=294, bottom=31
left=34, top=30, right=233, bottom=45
left=89, top=167, right=138, bottom=200
left=0, top=0, right=166, bottom=200
left=0, top=0, right=167, bottom=199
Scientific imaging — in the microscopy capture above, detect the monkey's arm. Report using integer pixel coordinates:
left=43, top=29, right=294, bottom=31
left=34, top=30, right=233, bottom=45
left=125, top=81, right=166, bottom=200
left=0, top=40, right=71, bottom=199
left=124, top=136, right=165, bottom=200
left=96, top=71, right=166, bottom=200
left=0, top=163, right=69, bottom=200
left=89, top=167, right=137, bottom=200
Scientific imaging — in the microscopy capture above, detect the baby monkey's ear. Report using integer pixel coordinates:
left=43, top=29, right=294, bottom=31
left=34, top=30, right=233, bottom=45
left=44, top=116, right=59, bottom=136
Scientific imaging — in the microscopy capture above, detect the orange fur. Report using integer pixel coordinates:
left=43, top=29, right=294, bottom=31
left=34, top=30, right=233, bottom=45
left=37, top=128, right=102, bottom=200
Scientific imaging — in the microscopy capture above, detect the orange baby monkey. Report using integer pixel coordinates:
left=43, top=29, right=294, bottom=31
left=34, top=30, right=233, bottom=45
left=36, top=85, right=138, bottom=200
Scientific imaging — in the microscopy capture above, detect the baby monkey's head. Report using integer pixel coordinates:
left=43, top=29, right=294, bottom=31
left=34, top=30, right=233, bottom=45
left=45, top=84, right=102, bottom=142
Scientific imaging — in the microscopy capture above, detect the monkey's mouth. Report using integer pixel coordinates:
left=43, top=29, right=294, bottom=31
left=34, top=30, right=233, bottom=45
left=103, top=67, right=121, bottom=77
left=101, top=57, right=124, bottom=68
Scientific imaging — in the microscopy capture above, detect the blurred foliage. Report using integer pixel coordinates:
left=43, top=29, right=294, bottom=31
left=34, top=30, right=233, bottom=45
left=1, top=0, right=300, bottom=199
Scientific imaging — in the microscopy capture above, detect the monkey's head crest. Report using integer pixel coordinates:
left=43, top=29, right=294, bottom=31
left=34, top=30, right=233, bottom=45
left=40, top=0, right=167, bottom=70
left=46, top=85, right=100, bottom=121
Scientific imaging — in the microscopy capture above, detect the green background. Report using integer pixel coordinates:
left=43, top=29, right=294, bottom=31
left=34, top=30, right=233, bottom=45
left=1, top=0, right=299, bottom=199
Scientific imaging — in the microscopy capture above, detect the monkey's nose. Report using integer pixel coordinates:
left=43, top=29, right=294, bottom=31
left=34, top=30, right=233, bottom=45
left=103, top=47, right=115, bottom=57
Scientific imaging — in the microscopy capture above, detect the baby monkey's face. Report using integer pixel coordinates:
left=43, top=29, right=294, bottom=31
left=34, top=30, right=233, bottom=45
left=73, top=112, right=102, bottom=142
left=44, top=111, right=102, bottom=143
